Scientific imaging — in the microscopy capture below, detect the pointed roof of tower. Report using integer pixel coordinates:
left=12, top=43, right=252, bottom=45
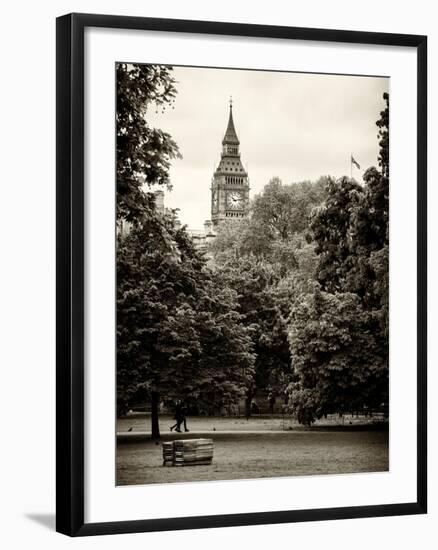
left=222, top=98, right=240, bottom=145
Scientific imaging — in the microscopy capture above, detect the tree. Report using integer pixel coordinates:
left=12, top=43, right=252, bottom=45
left=251, top=177, right=327, bottom=242
left=208, top=178, right=328, bottom=413
left=214, top=255, right=292, bottom=415
left=117, top=63, right=181, bottom=223
left=310, top=93, right=389, bottom=305
left=117, top=215, right=255, bottom=437
left=310, top=176, right=365, bottom=293
left=377, top=92, right=389, bottom=179
left=208, top=218, right=274, bottom=261
left=348, top=93, right=389, bottom=309
left=195, top=275, right=256, bottom=415
left=288, top=93, right=390, bottom=424
left=287, top=288, right=388, bottom=425
left=210, top=178, right=326, bottom=265
left=116, top=63, right=256, bottom=437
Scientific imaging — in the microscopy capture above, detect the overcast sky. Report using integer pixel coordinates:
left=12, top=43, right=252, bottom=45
left=144, top=65, right=388, bottom=230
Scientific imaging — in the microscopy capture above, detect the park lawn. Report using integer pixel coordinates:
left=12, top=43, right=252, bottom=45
left=116, top=430, right=389, bottom=486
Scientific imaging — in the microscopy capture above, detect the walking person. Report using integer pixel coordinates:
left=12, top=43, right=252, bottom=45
left=169, top=401, right=189, bottom=432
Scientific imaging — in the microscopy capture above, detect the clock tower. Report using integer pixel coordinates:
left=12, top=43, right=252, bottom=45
left=211, top=99, right=250, bottom=229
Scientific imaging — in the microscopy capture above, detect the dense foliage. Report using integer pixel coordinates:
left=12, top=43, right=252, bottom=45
left=209, top=179, right=327, bottom=412
left=213, top=256, right=291, bottom=415
left=116, top=64, right=255, bottom=436
left=116, top=63, right=181, bottom=222
left=117, top=215, right=255, bottom=426
left=288, top=288, right=388, bottom=425
left=287, top=93, right=389, bottom=423
left=117, top=63, right=389, bottom=430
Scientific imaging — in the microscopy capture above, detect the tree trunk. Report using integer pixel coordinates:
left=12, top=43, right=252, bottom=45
left=151, top=391, right=160, bottom=440
left=245, top=391, right=252, bottom=419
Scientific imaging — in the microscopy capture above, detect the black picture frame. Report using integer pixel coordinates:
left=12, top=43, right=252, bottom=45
left=56, top=12, right=427, bottom=537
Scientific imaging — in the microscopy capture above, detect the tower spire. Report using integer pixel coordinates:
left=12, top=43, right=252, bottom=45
left=222, top=97, right=239, bottom=145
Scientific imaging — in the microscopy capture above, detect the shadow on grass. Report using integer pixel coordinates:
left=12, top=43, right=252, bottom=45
left=299, top=422, right=389, bottom=432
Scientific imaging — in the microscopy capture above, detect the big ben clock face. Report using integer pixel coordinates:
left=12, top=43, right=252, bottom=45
left=227, top=191, right=244, bottom=210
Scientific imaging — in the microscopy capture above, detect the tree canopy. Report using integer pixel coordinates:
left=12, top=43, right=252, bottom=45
left=116, top=63, right=181, bottom=223
left=252, top=176, right=328, bottom=240
left=210, top=178, right=327, bottom=264
left=117, top=214, right=255, bottom=432
left=208, top=178, right=327, bottom=413
left=287, top=287, right=388, bottom=425
left=116, top=65, right=390, bottom=429
left=286, top=93, right=390, bottom=423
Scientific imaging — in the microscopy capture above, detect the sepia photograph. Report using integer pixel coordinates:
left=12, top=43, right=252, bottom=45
left=116, top=63, right=389, bottom=486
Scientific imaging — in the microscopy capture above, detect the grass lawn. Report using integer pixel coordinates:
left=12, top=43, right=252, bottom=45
left=116, top=426, right=389, bottom=486
left=117, top=412, right=386, bottom=433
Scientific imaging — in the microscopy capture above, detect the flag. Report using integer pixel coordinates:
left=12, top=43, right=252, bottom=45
left=351, top=155, right=361, bottom=169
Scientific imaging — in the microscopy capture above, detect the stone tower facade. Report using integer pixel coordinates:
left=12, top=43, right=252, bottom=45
left=211, top=101, right=250, bottom=229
